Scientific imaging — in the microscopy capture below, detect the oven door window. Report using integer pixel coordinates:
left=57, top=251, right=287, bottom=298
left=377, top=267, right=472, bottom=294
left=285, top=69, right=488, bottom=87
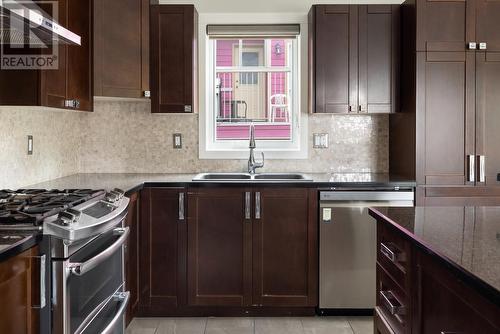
left=67, top=227, right=124, bottom=333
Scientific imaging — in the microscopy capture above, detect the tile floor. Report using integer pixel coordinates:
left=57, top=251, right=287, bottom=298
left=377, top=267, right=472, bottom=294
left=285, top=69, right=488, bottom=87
left=126, top=316, right=373, bottom=334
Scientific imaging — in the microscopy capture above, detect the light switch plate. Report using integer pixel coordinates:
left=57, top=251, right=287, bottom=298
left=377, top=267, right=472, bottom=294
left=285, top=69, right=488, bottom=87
left=313, top=133, right=329, bottom=148
left=173, top=133, right=182, bottom=149
left=27, top=135, right=33, bottom=155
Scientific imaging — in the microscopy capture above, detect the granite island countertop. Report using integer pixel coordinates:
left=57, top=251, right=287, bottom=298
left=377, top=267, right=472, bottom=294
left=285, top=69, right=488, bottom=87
left=26, top=172, right=416, bottom=195
left=369, top=206, right=500, bottom=306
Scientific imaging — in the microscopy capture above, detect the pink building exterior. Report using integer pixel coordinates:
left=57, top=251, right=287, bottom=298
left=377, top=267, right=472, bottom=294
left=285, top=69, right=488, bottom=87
left=215, top=39, right=292, bottom=141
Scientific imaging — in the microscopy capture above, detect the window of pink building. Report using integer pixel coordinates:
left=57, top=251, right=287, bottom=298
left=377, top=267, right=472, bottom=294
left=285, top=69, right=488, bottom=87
left=213, top=38, right=296, bottom=142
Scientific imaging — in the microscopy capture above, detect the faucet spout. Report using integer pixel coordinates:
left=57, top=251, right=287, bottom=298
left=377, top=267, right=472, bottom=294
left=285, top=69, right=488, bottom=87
left=248, top=124, right=264, bottom=174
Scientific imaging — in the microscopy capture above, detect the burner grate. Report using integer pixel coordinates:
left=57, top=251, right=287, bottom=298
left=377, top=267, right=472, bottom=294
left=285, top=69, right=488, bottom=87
left=0, top=189, right=105, bottom=226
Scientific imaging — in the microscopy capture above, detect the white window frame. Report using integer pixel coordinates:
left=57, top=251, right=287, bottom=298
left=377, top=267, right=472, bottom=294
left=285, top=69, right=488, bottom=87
left=199, top=19, right=308, bottom=160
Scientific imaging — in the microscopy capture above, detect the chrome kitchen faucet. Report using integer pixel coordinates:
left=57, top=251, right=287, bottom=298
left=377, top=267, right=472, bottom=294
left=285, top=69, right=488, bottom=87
left=248, top=124, right=264, bottom=174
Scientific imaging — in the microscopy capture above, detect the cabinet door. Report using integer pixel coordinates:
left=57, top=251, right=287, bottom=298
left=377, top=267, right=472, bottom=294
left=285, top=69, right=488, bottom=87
left=471, top=207, right=500, bottom=290
left=41, top=0, right=93, bottom=111
left=358, top=5, right=399, bottom=113
left=187, top=188, right=252, bottom=306
left=139, top=188, right=186, bottom=312
left=124, top=192, right=139, bottom=325
left=252, top=188, right=318, bottom=307
left=416, top=251, right=499, bottom=333
left=94, top=0, right=149, bottom=98
left=476, top=0, right=500, bottom=52
left=312, top=5, right=358, bottom=113
left=475, top=52, right=500, bottom=186
left=0, top=247, right=40, bottom=334
left=416, top=52, right=475, bottom=185
left=150, top=5, right=197, bottom=113
left=416, top=0, right=474, bottom=52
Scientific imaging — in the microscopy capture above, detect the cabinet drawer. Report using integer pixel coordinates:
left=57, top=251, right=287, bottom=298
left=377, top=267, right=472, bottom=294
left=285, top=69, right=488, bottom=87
left=376, top=264, right=409, bottom=334
left=375, top=307, right=396, bottom=334
left=377, top=222, right=410, bottom=290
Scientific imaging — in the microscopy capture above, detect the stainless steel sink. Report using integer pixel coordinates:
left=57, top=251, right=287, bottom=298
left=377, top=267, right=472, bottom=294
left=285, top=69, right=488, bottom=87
left=253, top=173, right=310, bottom=180
left=193, top=173, right=252, bottom=180
left=193, top=173, right=311, bottom=182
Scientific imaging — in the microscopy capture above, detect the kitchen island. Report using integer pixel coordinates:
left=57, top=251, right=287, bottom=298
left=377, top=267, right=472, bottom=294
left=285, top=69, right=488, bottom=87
left=369, top=206, right=500, bottom=333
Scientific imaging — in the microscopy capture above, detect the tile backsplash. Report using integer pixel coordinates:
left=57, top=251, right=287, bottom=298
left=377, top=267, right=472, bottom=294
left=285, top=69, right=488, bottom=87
left=0, top=106, right=81, bottom=189
left=0, top=99, right=388, bottom=188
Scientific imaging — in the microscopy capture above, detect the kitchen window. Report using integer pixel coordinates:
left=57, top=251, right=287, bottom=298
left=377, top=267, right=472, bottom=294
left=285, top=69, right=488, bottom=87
left=202, top=24, right=305, bottom=159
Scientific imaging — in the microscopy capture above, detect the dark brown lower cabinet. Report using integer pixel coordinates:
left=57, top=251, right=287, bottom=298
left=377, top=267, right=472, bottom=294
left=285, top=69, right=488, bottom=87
left=187, top=188, right=252, bottom=307
left=375, top=220, right=500, bottom=334
left=187, top=187, right=318, bottom=310
left=138, top=187, right=186, bottom=315
left=124, top=192, right=139, bottom=326
left=0, top=247, right=40, bottom=334
left=252, top=188, right=318, bottom=307
left=138, top=186, right=317, bottom=315
left=416, top=251, right=499, bottom=333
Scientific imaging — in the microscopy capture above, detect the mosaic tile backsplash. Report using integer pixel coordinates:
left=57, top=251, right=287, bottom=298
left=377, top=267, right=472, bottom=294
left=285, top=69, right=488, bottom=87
left=0, top=100, right=388, bottom=189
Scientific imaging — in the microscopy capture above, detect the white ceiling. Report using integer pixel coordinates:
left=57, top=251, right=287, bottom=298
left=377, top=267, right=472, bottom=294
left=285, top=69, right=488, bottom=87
left=159, top=0, right=403, bottom=13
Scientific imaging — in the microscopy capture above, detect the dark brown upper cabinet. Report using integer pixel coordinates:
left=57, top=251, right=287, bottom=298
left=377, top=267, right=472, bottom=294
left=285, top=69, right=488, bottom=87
left=94, top=0, right=150, bottom=98
left=391, top=0, right=500, bottom=204
left=412, top=0, right=500, bottom=52
left=0, top=0, right=93, bottom=111
left=150, top=5, right=198, bottom=113
left=309, top=5, right=399, bottom=114
left=476, top=0, right=500, bottom=52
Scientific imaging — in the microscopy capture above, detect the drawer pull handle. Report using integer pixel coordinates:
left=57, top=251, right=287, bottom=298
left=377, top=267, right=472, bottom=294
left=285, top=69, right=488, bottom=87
left=380, top=242, right=405, bottom=263
left=380, top=290, right=406, bottom=316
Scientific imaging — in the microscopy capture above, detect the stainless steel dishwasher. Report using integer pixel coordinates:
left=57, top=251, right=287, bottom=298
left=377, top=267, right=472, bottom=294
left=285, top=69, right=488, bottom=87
left=318, top=188, right=414, bottom=314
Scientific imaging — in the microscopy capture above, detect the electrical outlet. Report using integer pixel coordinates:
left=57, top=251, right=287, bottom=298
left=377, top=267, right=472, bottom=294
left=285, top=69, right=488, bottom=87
left=173, top=133, right=182, bottom=149
left=313, top=133, right=329, bottom=148
left=27, top=135, right=33, bottom=155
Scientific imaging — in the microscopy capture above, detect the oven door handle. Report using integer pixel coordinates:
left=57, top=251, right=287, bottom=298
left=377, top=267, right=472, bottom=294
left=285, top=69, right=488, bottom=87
left=101, top=291, right=130, bottom=334
left=68, top=227, right=130, bottom=276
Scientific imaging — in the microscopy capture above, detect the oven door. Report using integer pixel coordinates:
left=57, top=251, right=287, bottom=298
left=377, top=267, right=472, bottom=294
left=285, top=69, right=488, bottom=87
left=52, top=225, right=129, bottom=334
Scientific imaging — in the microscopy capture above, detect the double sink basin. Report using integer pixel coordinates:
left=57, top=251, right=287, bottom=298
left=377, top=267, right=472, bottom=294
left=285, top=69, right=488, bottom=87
left=193, top=173, right=311, bottom=182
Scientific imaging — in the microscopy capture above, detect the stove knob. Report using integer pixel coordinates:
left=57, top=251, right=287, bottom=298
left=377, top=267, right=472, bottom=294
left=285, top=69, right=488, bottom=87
left=58, top=208, right=81, bottom=225
left=106, top=188, right=125, bottom=203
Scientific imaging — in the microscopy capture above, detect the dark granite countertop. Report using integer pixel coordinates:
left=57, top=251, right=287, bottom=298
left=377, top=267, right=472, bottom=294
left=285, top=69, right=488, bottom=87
left=2, top=173, right=414, bottom=262
left=27, top=173, right=416, bottom=195
left=0, top=231, right=42, bottom=262
left=369, top=206, right=500, bottom=306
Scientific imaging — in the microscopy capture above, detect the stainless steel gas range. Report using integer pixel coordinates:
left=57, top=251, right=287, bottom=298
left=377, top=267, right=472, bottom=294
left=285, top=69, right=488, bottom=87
left=0, top=188, right=130, bottom=334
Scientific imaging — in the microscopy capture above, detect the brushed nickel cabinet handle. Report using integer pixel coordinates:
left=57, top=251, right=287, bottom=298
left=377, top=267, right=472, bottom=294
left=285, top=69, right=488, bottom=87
left=31, top=254, right=46, bottom=309
left=468, top=42, right=477, bottom=50
left=255, top=192, right=261, bottom=220
left=380, top=242, right=405, bottom=263
left=245, top=192, right=251, bottom=220
left=479, top=42, right=487, bottom=50
left=478, top=155, right=485, bottom=183
left=468, top=155, right=476, bottom=183
left=178, top=193, right=185, bottom=220
left=380, top=290, right=406, bottom=316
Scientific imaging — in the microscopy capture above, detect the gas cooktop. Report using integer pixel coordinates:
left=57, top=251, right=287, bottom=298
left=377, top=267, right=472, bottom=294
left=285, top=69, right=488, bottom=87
left=0, top=189, right=106, bottom=228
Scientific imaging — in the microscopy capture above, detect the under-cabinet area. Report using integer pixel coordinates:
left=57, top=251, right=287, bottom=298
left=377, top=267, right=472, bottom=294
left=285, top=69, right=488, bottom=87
left=1, top=0, right=500, bottom=333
